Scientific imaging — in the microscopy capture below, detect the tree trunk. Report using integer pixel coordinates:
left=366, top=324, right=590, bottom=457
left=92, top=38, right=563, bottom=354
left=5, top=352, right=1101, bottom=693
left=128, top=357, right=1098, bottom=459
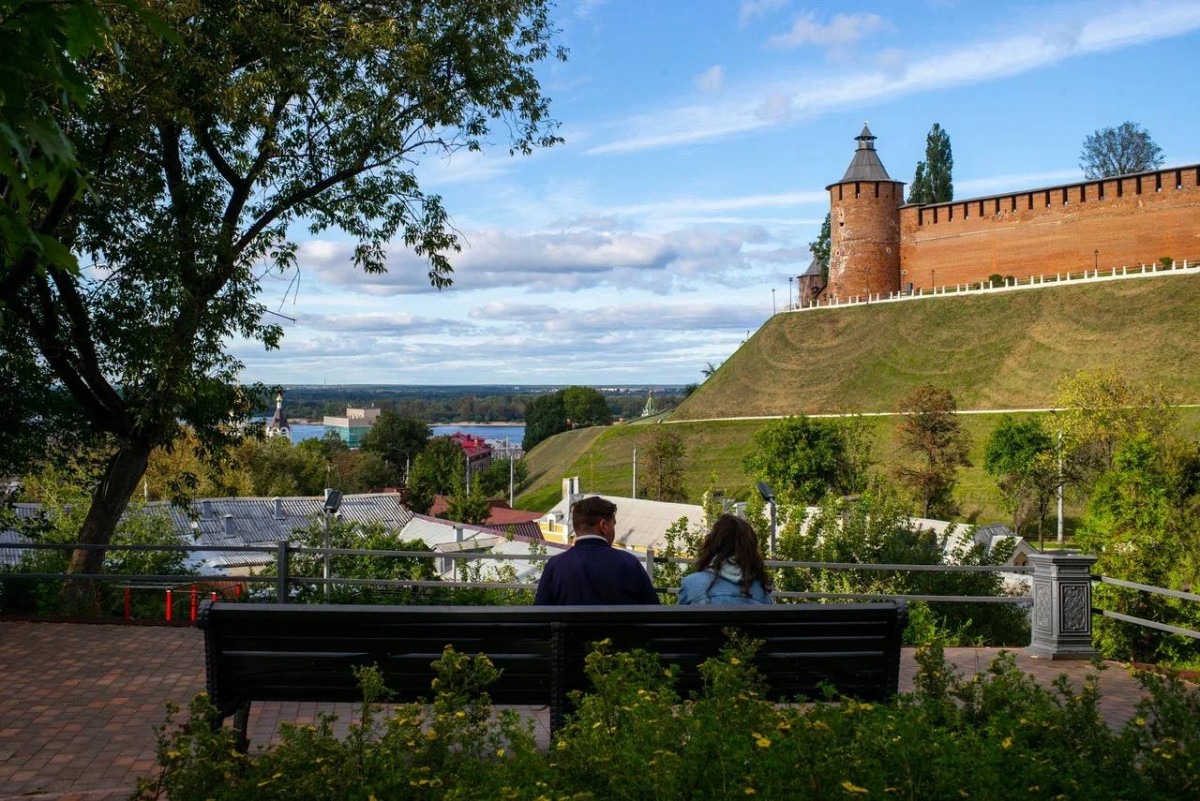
left=62, top=439, right=153, bottom=614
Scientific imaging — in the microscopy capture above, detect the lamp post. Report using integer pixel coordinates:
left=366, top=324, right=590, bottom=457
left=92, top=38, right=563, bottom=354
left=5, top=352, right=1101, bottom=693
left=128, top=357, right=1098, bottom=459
left=788, top=276, right=793, bottom=310
left=756, top=482, right=777, bottom=555
left=1094, top=249, right=1098, bottom=273
left=772, top=288, right=776, bottom=315
left=322, top=490, right=343, bottom=601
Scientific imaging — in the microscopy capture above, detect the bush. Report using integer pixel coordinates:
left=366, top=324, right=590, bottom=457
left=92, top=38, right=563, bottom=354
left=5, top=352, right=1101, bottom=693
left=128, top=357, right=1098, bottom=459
left=140, top=639, right=1200, bottom=801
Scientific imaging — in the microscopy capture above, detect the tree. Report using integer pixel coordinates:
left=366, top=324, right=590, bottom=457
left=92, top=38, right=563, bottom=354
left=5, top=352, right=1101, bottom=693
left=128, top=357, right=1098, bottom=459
left=1076, top=436, right=1200, bottom=663
left=359, top=411, right=431, bottom=483
left=643, top=429, right=687, bottom=502
left=1, top=0, right=566, bottom=598
left=1080, top=121, right=1164, bottom=179
left=1054, top=368, right=1175, bottom=473
left=983, top=416, right=1056, bottom=538
left=406, top=436, right=468, bottom=514
left=523, top=391, right=569, bottom=451
left=477, top=457, right=529, bottom=499
left=562, top=386, right=611, bottom=427
left=742, top=416, right=870, bottom=505
left=907, top=123, right=953, bottom=205
left=444, top=479, right=491, bottom=526
left=809, top=212, right=831, bottom=281
left=894, top=385, right=972, bottom=519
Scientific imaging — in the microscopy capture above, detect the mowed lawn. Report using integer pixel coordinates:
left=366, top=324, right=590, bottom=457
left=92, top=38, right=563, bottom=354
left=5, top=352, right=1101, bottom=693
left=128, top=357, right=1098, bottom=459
left=516, top=409, right=1200, bottom=529
left=674, top=274, right=1200, bottom=421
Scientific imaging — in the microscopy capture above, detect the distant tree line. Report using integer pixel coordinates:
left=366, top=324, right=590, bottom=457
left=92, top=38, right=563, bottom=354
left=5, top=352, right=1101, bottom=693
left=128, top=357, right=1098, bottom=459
left=263, top=388, right=681, bottom=425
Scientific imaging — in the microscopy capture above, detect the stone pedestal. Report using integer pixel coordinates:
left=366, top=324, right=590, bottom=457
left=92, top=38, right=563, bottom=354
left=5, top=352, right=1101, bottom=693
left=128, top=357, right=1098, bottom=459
left=1027, top=552, right=1100, bottom=660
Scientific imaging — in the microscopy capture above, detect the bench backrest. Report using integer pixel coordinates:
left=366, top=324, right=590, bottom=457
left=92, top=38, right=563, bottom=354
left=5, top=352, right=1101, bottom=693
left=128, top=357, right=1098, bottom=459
left=200, top=601, right=907, bottom=722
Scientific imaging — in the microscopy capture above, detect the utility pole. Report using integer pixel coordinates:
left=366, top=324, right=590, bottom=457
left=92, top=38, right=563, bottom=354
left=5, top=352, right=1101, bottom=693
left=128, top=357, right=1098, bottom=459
left=1056, top=428, right=1064, bottom=545
left=632, top=447, right=638, bottom=498
left=509, top=447, right=515, bottom=507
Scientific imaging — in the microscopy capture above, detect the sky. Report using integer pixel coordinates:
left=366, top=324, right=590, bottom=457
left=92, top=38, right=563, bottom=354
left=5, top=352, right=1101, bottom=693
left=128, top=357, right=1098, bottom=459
left=234, top=0, right=1200, bottom=387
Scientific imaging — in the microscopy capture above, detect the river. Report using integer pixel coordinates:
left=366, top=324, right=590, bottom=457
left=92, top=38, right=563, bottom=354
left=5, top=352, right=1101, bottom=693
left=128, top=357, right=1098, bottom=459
left=285, top=422, right=525, bottom=446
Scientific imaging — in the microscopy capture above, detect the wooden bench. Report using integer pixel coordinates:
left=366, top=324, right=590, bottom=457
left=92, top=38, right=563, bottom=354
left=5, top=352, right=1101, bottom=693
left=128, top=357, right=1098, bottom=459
left=199, top=600, right=908, bottom=749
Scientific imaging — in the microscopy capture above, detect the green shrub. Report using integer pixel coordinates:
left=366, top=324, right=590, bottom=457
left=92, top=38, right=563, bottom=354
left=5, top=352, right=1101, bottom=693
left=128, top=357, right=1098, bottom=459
left=139, top=638, right=1200, bottom=801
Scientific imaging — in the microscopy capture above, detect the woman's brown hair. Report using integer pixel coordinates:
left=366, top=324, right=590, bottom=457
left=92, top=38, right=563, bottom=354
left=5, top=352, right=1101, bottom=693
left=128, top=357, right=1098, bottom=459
left=692, top=514, right=774, bottom=596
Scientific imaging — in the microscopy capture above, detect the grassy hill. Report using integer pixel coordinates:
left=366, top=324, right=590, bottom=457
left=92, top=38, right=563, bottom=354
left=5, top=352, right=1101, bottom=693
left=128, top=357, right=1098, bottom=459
left=515, top=409, right=1200, bottom=526
left=675, top=275, right=1200, bottom=420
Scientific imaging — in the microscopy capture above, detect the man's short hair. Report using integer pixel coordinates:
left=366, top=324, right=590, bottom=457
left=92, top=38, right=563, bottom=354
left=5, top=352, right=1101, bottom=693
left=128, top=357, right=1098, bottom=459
left=572, top=496, right=616, bottom=532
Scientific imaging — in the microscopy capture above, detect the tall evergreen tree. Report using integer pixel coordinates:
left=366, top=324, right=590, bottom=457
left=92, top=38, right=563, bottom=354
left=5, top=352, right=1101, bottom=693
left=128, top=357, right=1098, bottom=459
left=808, top=212, right=831, bottom=281
left=907, top=124, right=953, bottom=204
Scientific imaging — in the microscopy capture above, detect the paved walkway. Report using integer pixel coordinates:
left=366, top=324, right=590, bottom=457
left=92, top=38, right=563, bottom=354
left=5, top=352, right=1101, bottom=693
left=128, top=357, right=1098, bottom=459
left=0, top=621, right=1162, bottom=800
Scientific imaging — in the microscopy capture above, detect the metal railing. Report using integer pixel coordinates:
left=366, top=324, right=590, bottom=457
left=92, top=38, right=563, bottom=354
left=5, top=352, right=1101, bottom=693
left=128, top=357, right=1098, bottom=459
left=1094, top=575, right=1200, bottom=641
left=1, top=540, right=1032, bottom=604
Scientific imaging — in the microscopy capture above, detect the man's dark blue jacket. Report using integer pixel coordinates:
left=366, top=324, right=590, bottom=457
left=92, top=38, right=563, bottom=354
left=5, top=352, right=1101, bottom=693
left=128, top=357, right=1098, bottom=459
left=534, top=537, right=660, bottom=605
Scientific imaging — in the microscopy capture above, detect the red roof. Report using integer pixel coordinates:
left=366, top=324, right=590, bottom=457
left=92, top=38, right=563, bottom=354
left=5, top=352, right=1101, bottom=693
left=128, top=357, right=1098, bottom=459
left=429, top=496, right=543, bottom=527
left=449, top=432, right=492, bottom=459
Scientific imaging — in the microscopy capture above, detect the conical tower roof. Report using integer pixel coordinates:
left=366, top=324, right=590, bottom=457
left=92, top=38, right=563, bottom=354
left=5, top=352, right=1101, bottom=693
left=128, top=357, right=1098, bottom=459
left=801, top=253, right=823, bottom=278
left=837, top=122, right=893, bottom=182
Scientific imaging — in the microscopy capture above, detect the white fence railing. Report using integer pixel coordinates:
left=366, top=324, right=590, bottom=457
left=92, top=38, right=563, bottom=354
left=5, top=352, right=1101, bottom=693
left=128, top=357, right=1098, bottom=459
left=786, top=258, right=1199, bottom=314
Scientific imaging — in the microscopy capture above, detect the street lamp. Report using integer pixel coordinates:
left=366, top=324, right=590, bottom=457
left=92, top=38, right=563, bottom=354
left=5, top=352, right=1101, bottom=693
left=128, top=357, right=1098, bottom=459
left=322, top=490, right=343, bottom=600
left=756, top=481, right=777, bottom=555
left=788, top=276, right=793, bottom=310
left=772, top=288, right=776, bottom=315
left=1094, top=249, right=1099, bottom=272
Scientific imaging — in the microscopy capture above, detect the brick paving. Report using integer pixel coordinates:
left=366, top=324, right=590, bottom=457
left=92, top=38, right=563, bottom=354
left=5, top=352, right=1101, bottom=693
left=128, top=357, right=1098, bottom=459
left=0, top=621, right=1164, bottom=800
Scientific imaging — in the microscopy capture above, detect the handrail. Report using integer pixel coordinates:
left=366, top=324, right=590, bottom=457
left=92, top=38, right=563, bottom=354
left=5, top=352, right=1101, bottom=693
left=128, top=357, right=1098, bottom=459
left=2, top=541, right=1032, bottom=572
left=1097, top=575, right=1200, bottom=604
left=1096, top=609, right=1200, bottom=640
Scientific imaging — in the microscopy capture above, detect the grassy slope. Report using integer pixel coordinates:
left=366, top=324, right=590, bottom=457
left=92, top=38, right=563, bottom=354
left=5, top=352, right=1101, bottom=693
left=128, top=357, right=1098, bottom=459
left=675, top=275, right=1200, bottom=420
left=516, top=409, right=1200, bottom=525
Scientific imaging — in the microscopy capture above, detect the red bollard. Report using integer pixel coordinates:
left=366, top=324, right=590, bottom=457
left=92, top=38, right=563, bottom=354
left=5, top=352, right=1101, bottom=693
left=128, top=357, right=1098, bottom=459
left=124, top=587, right=131, bottom=620
left=190, top=584, right=197, bottom=623
left=234, top=584, right=241, bottom=599
left=211, top=591, right=218, bottom=603
left=165, top=589, right=172, bottom=622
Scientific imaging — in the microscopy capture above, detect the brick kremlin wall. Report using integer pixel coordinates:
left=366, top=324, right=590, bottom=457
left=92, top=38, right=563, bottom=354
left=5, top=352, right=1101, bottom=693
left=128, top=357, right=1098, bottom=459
left=898, top=165, right=1200, bottom=290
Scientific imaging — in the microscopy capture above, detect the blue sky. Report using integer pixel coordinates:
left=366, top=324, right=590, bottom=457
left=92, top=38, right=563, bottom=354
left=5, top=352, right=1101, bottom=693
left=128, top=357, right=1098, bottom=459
left=236, top=0, right=1200, bottom=386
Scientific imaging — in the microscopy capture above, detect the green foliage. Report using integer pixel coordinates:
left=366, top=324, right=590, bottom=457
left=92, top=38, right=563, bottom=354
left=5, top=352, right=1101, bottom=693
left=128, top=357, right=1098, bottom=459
left=141, top=640, right=1200, bottom=801
left=808, top=212, right=831, bottom=281
left=477, top=457, right=530, bottom=499
left=894, top=384, right=972, bottom=519
left=275, top=518, right=438, bottom=605
left=2, top=0, right=566, bottom=573
left=359, top=411, right=431, bottom=482
left=907, top=123, right=954, bottom=204
left=406, top=436, right=468, bottom=514
left=1076, top=436, right=1200, bottom=665
left=777, top=481, right=1028, bottom=646
left=643, top=427, right=687, bottom=502
left=1080, top=121, right=1165, bottom=179
left=444, top=478, right=491, bottom=526
left=523, top=387, right=611, bottom=450
left=1, top=457, right=195, bottom=616
left=983, top=415, right=1057, bottom=536
left=743, top=415, right=873, bottom=505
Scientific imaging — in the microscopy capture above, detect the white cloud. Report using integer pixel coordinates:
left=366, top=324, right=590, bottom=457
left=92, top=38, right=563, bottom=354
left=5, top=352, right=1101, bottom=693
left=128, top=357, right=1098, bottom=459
left=766, top=12, right=889, bottom=50
left=470, top=300, right=767, bottom=333
left=954, top=168, right=1084, bottom=197
left=695, top=64, right=725, bottom=94
left=739, top=0, right=789, bottom=27
left=588, top=1, right=1200, bottom=155
left=296, top=223, right=777, bottom=296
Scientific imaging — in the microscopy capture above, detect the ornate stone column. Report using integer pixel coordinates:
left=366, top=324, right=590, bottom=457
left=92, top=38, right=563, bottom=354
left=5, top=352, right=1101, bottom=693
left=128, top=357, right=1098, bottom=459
left=1027, top=552, right=1100, bottom=660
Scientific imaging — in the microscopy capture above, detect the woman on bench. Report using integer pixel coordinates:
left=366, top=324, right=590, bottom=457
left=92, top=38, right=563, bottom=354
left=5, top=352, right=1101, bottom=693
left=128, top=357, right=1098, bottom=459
left=678, top=514, right=774, bottom=605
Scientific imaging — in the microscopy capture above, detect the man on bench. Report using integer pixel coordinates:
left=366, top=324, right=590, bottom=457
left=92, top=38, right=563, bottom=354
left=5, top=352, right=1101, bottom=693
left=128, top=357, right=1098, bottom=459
left=534, top=497, right=659, bottom=606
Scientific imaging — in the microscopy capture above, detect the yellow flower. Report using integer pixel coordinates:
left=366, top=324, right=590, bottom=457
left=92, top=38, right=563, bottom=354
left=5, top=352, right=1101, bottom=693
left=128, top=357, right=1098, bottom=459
left=166, top=750, right=181, bottom=760
left=744, top=789, right=757, bottom=796
left=842, top=781, right=869, bottom=794
left=730, top=658, right=741, bottom=665
left=556, top=740, right=569, bottom=750
left=497, top=749, right=506, bottom=758
left=1001, top=736, right=1013, bottom=749
left=455, top=711, right=466, bottom=718
left=752, top=733, right=771, bottom=748
left=1135, top=717, right=1146, bottom=726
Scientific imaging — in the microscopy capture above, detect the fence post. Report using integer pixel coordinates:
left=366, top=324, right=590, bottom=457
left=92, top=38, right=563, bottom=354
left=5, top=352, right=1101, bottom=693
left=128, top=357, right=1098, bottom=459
left=644, top=548, right=655, bottom=582
left=1027, top=552, right=1100, bottom=660
left=276, top=540, right=290, bottom=604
